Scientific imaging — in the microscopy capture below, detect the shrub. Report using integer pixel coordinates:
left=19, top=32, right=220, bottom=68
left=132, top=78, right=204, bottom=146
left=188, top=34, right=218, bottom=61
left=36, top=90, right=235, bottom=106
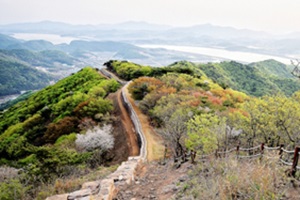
left=55, top=133, right=77, bottom=148
left=0, top=166, right=19, bottom=182
left=73, top=98, right=113, bottom=120
left=43, top=117, right=79, bottom=144
left=177, top=158, right=287, bottom=199
left=0, top=179, right=29, bottom=200
left=75, top=125, right=114, bottom=152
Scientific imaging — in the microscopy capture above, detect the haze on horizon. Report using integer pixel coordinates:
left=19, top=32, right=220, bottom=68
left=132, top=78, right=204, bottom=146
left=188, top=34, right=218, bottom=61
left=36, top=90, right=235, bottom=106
left=0, top=0, right=299, bottom=34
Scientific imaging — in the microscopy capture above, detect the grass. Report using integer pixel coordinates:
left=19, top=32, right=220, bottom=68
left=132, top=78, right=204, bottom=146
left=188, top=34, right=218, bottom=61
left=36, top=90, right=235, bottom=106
left=176, top=155, right=294, bottom=200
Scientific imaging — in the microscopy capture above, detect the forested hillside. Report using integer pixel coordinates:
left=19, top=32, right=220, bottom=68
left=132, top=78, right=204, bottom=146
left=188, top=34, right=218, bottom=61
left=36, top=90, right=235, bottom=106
left=0, top=49, right=74, bottom=67
left=0, top=34, right=151, bottom=59
left=106, top=59, right=299, bottom=97
left=0, top=58, right=53, bottom=96
left=107, top=60, right=300, bottom=150
left=0, top=48, right=77, bottom=96
left=0, top=33, right=20, bottom=49
left=108, top=60, right=300, bottom=199
left=195, top=60, right=300, bottom=96
left=1, top=59, right=300, bottom=199
left=0, top=67, right=120, bottom=199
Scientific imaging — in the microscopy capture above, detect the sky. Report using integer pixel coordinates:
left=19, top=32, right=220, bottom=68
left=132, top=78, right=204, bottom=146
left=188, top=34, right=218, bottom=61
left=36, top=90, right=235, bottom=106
left=0, top=0, right=299, bottom=33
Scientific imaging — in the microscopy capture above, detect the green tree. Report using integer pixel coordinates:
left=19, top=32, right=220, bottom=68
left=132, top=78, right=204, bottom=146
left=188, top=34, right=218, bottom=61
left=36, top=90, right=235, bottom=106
left=152, top=94, right=198, bottom=157
left=186, top=113, right=226, bottom=154
left=229, top=93, right=300, bottom=148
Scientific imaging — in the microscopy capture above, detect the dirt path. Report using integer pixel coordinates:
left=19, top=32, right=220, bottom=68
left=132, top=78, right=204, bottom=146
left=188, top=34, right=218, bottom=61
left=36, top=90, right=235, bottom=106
left=102, top=68, right=140, bottom=157
left=115, top=160, right=192, bottom=200
left=123, top=86, right=165, bottom=161
left=116, top=89, right=140, bottom=156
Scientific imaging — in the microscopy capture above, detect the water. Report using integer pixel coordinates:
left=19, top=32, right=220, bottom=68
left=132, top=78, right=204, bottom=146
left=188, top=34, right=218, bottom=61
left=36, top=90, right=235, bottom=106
left=139, top=44, right=292, bottom=64
left=0, top=94, right=21, bottom=104
left=12, top=33, right=77, bottom=44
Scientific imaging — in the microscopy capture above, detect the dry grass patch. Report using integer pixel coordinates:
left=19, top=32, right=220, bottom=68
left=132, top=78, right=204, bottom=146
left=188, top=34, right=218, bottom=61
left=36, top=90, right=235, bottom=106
left=177, top=156, right=294, bottom=200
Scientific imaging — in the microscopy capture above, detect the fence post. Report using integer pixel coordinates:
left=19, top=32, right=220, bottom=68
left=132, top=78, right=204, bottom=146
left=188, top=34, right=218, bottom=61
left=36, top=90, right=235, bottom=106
left=279, top=144, right=284, bottom=159
left=236, top=144, right=240, bottom=159
left=260, top=143, right=264, bottom=161
left=215, top=149, right=218, bottom=159
left=164, top=144, right=167, bottom=163
left=291, top=147, right=300, bottom=177
left=191, top=150, right=196, bottom=164
left=261, top=143, right=265, bottom=154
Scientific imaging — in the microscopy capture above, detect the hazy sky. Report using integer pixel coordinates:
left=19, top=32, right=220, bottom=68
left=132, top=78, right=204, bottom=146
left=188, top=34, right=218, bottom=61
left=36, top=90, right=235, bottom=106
left=1, top=0, right=299, bottom=33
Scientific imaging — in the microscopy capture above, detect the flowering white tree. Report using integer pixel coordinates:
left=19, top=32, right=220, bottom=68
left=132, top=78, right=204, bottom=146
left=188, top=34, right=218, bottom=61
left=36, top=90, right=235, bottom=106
left=75, top=125, right=114, bottom=152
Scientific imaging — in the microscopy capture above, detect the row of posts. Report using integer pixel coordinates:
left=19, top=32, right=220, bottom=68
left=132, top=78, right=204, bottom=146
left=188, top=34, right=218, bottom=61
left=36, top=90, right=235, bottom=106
left=217, top=143, right=300, bottom=177
left=168, top=144, right=300, bottom=177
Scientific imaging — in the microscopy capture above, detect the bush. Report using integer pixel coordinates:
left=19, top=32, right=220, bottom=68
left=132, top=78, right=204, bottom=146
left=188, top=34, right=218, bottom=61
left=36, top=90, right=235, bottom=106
left=55, top=133, right=77, bottom=148
left=0, top=179, right=29, bottom=200
left=75, top=125, right=114, bottom=152
left=177, top=158, right=287, bottom=199
left=43, top=117, right=79, bottom=144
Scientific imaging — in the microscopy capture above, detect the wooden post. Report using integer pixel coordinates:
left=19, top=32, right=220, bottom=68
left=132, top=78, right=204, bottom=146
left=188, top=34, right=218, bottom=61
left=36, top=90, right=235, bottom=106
left=261, top=143, right=265, bottom=154
left=191, top=150, right=196, bottom=164
left=291, top=147, right=300, bottom=177
left=260, top=143, right=265, bottom=161
left=163, top=144, right=167, bottom=163
left=279, top=144, right=284, bottom=159
left=236, top=144, right=240, bottom=159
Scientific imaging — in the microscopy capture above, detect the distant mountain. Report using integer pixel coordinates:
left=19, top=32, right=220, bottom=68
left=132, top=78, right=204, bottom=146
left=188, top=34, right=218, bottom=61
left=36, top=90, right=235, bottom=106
left=2, top=21, right=300, bottom=58
left=0, top=57, right=54, bottom=96
left=0, top=21, right=97, bottom=34
left=0, top=20, right=171, bottom=34
left=111, top=21, right=172, bottom=31
left=282, top=31, right=300, bottom=39
left=0, top=33, right=150, bottom=61
left=63, top=40, right=147, bottom=59
left=0, top=49, right=75, bottom=68
left=0, top=21, right=273, bottom=40
left=0, top=33, right=21, bottom=48
left=0, top=48, right=80, bottom=96
left=166, top=24, right=271, bottom=39
left=0, top=34, right=57, bottom=51
left=7, top=40, right=57, bottom=51
left=249, top=59, right=294, bottom=79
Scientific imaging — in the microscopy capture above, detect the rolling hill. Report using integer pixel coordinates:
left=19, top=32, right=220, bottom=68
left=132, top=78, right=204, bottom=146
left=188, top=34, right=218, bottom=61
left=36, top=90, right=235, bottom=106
left=194, top=59, right=300, bottom=97
left=0, top=58, right=53, bottom=96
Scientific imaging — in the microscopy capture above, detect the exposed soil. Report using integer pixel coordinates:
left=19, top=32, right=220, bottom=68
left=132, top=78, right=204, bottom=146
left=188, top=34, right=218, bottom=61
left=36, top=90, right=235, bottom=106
left=113, top=85, right=185, bottom=200
left=116, top=89, right=140, bottom=156
left=114, top=160, right=193, bottom=200
left=102, top=70, right=176, bottom=199
left=106, top=90, right=139, bottom=165
left=124, top=87, right=165, bottom=161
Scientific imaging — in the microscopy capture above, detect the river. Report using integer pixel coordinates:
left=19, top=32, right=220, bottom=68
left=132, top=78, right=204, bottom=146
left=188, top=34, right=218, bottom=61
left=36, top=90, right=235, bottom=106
left=139, top=44, right=291, bottom=64
left=12, top=33, right=78, bottom=44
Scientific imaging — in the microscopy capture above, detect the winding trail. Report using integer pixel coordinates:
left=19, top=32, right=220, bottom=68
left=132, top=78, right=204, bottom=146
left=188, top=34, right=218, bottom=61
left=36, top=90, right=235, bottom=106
left=122, top=85, right=164, bottom=161
left=116, top=89, right=140, bottom=156
left=47, top=68, right=165, bottom=200
left=100, top=68, right=165, bottom=161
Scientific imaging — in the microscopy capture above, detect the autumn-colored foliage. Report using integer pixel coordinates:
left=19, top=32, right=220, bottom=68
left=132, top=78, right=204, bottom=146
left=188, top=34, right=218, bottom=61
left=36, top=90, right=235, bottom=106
left=43, top=116, right=79, bottom=144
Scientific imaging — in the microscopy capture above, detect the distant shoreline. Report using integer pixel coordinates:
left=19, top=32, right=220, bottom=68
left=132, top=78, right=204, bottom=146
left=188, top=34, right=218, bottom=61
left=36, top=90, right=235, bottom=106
left=139, top=44, right=291, bottom=65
